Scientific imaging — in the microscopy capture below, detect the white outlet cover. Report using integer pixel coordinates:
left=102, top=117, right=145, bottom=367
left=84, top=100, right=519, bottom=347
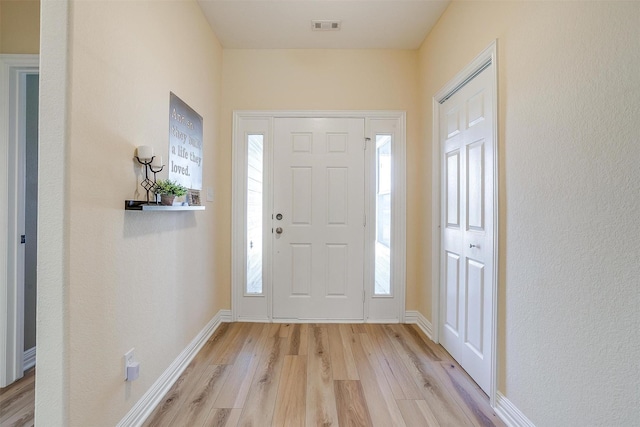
left=124, top=348, right=135, bottom=380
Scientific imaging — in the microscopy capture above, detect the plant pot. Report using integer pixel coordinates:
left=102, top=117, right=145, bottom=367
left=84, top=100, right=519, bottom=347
left=160, top=194, right=176, bottom=206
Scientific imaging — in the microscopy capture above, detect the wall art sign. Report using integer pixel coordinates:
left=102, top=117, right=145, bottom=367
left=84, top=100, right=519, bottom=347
left=168, top=92, right=203, bottom=190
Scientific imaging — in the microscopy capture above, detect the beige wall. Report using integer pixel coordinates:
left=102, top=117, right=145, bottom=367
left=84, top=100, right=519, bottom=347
left=221, top=49, right=424, bottom=309
left=42, top=1, right=224, bottom=424
left=419, top=1, right=639, bottom=425
left=0, top=0, right=40, bottom=54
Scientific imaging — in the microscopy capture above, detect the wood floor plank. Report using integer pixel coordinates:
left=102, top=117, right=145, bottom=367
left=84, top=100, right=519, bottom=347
left=0, top=369, right=35, bottom=404
left=143, top=360, right=207, bottom=427
left=0, top=387, right=34, bottom=425
left=191, top=322, right=237, bottom=368
left=397, top=324, right=448, bottom=361
left=0, top=392, right=34, bottom=425
left=434, top=362, right=505, bottom=427
left=350, top=333, right=404, bottom=427
left=381, top=324, right=474, bottom=426
left=0, top=369, right=34, bottom=427
left=212, top=322, right=254, bottom=365
left=365, top=324, right=422, bottom=399
left=273, top=355, right=307, bottom=426
left=214, top=323, right=268, bottom=409
left=170, top=364, right=230, bottom=427
left=327, top=324, right=360, bottom=380
left=278, top=323, right=291, bottom=338
left=327, top=325, right=345, bottom=378
left=266, top=323, right=282, bottom=338
left=337, top=324, right=359, bottom=377
left=334, top=380, right=373, bottom=427
left=415, top=400, right=442, bottom=426
left=203, top=407, right=242, bottom=427
left=306, top=325, right=339, bottom=427
left=1, top=405, right=34, bottom=427
left=143, top=323, right=503, bottom=427
left=397, top=399, right=440, bottom=427
left=287, top=324, right=301, bottom=355
left=345, top=323, right=367, bottom=334
left=237, top=337, right=286, bottom=426
left=297, top=323, right=309, bottom=356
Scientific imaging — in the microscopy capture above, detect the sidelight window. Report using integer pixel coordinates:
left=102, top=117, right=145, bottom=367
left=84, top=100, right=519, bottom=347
left=375, top=135, right=391, bottom=295
left=246, top=134, right=263, bottom=294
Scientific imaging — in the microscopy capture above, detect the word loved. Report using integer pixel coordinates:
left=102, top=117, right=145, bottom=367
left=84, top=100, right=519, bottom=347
left=171, top=161, right=190, bottom=177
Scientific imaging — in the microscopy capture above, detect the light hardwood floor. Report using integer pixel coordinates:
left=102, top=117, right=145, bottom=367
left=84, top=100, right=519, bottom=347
left=144, top=323, right=505, bottom=427
left=0, top=324, right=505, bottom=426
left=0, top=367, right=35, bottom=427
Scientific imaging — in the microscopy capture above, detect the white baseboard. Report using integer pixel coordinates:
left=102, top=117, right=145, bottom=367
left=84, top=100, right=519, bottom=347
left=404, top=310, right=433, bottom=340
left=23, top=346, right=36, bottom=371
left=494, top=392, right=535, bottom=427
left=116, top=309, right=231, bottom=427
left=235, top=315, right=271, bottom=322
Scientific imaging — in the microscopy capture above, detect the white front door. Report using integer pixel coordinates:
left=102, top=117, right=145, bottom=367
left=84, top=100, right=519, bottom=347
left=272, top=117, right=365, bottom=320
left=440, top=64, right=495, bottom=394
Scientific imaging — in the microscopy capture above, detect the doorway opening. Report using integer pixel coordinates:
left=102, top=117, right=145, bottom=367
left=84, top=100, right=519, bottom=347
left=1, top=55, right=39, bottom=388
left=232, top=111, right=406, bottom=323
left=432, top=42, right=498, bottom=402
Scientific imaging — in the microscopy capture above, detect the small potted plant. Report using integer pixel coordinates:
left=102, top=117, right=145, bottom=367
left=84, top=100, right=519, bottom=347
left=154, top=179, right=188, bottom=206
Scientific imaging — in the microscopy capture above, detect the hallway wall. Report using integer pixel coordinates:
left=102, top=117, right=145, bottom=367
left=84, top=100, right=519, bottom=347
left=418, top=1, right=640, bottom=425
left=38, top=1, right=225, bottom=425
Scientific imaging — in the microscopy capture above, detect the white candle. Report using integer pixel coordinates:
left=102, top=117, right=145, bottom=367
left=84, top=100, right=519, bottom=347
left=151, top=155, right=163, bottom=168
left=136, top=145, right=153, bottom=160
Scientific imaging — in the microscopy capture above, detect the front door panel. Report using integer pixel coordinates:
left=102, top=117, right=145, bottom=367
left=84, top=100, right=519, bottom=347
left=273, top=118, right=365, bottom=320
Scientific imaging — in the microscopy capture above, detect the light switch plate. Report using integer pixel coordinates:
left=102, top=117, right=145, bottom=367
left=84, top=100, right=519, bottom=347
left=206, top=187, right=214, bottom=202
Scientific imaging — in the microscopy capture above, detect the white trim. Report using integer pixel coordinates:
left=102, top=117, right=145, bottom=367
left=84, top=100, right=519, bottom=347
left=232, top=116, right=272, bottom=322
left=235, top=315, right=270, bottom=323
left=404, top=310, right=433, bottom=340
left=232, top=111, right=406, bottom=323
left=116, top=310, right=231, bottom=427
left=24, top=346, right=36, bottom=371
left=431, top=40, right=499, bottom=405
left=495, top=392, right=536, bottom=427
left=0, top=54, right=39, bottom=388
left=36, top=1, right=70, bottom=423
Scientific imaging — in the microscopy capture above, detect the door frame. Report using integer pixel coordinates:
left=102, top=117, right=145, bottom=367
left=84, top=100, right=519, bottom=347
left=431, top=41, right=499, bottom=405
left=0, top=54, right=39, bottom=387
left=232, top=111, right=406, bottom=323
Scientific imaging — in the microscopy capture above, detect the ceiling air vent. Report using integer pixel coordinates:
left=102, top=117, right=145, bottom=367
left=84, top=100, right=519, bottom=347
left=311, top=20, right=341, bottom=31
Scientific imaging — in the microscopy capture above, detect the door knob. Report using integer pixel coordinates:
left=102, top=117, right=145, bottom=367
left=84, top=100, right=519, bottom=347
left=469, top=244, right=477, bottom=248
left=276, top=227, right=283, bottom=234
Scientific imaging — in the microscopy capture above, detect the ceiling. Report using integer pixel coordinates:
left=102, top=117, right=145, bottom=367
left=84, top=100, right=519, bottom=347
left=197, top=1, right=451, bottom=49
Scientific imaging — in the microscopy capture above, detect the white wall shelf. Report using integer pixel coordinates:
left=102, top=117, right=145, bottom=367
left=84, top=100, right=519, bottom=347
left=124, top=200, right=205, bottom=211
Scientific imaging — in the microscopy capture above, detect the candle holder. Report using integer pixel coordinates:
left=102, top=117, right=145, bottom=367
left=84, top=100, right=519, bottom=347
left=135, top=155, right=164, bottom=203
